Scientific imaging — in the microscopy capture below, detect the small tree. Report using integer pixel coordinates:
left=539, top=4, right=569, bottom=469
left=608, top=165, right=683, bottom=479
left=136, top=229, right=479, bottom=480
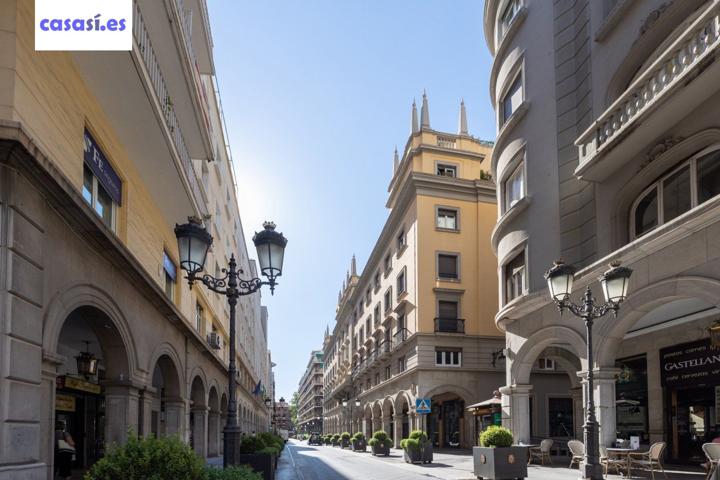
left=479, top=425, right=513, bottom=448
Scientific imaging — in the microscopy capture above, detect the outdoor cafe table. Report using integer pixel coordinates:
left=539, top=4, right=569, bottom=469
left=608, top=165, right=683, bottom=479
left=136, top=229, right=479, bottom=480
left=606, top=447, right=637, bottom=477
left=515, top=444, right=539, bottom=465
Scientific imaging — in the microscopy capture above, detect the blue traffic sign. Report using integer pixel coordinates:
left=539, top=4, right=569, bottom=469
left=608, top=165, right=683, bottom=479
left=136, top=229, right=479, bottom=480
left=415, top=398, right=431, bottom=414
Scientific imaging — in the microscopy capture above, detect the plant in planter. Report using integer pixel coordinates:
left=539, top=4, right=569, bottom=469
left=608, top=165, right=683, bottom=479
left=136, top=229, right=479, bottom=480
left=324, top=435, right=332, bottom=445
left=351, top=432, right=366, bottom=451
left=236, top=435, right=278, bottom=480
left=340, top=432, right=351, bottom=448
left=368, top=431, right=392, bottom=456
left=331, top=434, right=341, bottom=446
left=400, top=430, right=433, bottom=464
left=473, top=426, right=527, bottom=480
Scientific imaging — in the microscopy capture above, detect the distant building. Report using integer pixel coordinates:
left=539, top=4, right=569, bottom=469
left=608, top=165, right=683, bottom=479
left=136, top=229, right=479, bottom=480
left=274, top=397, right=292, bottom=431
left=296, top=351, right=324, bottom=434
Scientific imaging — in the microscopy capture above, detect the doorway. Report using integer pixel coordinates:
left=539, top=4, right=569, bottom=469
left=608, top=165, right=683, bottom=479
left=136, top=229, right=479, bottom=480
left=669, top=386, right=717, bottom=463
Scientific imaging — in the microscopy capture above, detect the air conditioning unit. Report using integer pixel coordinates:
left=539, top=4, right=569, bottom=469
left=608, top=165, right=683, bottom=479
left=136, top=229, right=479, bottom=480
left=207, top=332, right=222, bottom=350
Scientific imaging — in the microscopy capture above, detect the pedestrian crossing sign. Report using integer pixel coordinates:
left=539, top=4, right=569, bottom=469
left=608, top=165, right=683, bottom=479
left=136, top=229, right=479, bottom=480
left=415, top=398, right=431, bottom=414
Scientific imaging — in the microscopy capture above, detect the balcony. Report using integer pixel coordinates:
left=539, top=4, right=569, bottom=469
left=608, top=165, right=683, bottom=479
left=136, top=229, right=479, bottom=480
left=377, top=341, right=391, bottom=360
left=575, top=2, right=720, bottom=181
left=434, top=318, right=465, bottom=334
left=392, top=329, right=408, bottom=349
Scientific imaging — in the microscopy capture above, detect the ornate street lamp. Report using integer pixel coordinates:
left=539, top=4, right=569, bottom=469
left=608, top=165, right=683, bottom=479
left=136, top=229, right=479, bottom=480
left=544, top=260, right=632, bottom=480
left=175, top=218, right=287, bottom=468
left=75, top=341, right=98, bottom=379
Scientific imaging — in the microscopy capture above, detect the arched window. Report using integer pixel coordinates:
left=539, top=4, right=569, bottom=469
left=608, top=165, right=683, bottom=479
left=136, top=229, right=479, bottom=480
left=631, top=145, right=720, bottom=238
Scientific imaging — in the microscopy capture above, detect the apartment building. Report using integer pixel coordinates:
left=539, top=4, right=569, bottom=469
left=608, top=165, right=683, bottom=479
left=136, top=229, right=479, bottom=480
left=323, top=96, right=518, bottom=449
left=485, top=0, right=720, bottom=465
left=296, top=350, right=324, bottom=434
left=274, top=397, right=292, bottom=432
left=0, top=1, right=270, bottom=478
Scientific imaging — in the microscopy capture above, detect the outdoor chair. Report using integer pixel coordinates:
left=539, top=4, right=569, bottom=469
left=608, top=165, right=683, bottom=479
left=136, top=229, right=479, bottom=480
left=628, top=442, right=667, bottom=480
left=529, top=439, right=554, bottom=465
left=703, top=443, right=720, bottom=480
left=568, top=440, right=584, bottom=469
left=600, top=446, right=626, bottom=477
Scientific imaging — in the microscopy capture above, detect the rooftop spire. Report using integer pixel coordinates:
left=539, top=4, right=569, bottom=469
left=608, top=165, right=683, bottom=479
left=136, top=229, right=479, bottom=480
left=411, top=99, right=419, bottom=134
left=393, top=147, right=399, bottom=173
left=421, top=90, right=430, bottom=129
left=351, top=255, right=357, bottom=276
left=458, top=98, right=468, bottom=136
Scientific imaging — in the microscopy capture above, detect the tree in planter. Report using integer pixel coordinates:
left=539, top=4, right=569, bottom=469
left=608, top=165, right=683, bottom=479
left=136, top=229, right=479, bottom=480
left=340, top=432, right=351, bottom=448
left=368, top=431, right=392, bottom=456
left=331, top=434, right=341, bottom=446
left=351, top=432, right=366, bottom=451
left=400, top=430, right=433, bottom=464
left=473, top=426, right=527, bottom=480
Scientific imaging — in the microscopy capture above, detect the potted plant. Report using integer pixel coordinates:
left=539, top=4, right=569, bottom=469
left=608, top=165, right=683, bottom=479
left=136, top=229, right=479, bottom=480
left=236, top=435, right=277, bottom=480
left=331, top=434, right=341, bottom=446
left=368, top=430, right=392, bottom=456
left=351, top=432, right=366, bottom=451
left=340, top=432, right=351, bottom=448
left=400, top=430, right=433, bottom=464
left=473, top=426, right=527, bottom=480
left=324, top=435, right=332, bottom=445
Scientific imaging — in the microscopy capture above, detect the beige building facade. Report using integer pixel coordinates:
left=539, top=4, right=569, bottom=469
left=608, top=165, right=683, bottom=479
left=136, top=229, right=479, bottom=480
left=485, top=0, right=720, bottom=465
left=323, top=97, right=517, bottom=449
left=0, top=1, right=271, bottom=478
left=296, top=350, right=324, bottom=434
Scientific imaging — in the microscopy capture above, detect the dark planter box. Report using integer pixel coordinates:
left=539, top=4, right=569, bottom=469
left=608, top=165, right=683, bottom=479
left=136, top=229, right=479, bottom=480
left=403, top=443, right=433, bottom=464
left=473, top=446, right=527, bottom=480
left=331, top=439, right=339, bottom=446
left=351, top=439, right=366, bottom=451
left=340, top=438, right=351, bottom=448
left=237, top=453, right=276, bottom=480
left=371, top=443, right=390, bottom=456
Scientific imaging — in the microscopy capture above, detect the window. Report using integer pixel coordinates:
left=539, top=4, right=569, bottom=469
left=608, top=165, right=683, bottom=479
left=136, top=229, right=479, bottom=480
left=384, top=366, right=391, bottom=380
left=163, top=251, right=177, bottom=301
left=365, top=318, right=370, bottom=336
left=384, top=288, right=392, bottom=313
left=504, top=251, right=526, bottom=303
left=437, top=208, right=458, bottom=230
left=195, top=303, right=203, bottom=331
left=365, top=288, right=371, bottom=305
left=359, top=327, right=364, bottom=344
left=396, top=229, right=406, bottom=251
left=396, top=269, right=407, bottom=296
left=438, top=300, right=459, bottom=319
left=374, top=304, right=381, bottom=327
left=384, top=253, right=392, bottom=274
left=437, top=164, right=457, bottom=178
left=537, top=358, right=555, bottom=370
left=503, top=163, right=524, bottom=212
left=373, top=272, right=380, bottom=292
left=501, top=75, right=523, bottom=126
left=435, top=349, right=462, bottom=366
left=398, top=356, right=406, bottom=373
left=82, top=164, right=117, bottom=230
left=438, top=253, right=459, bottom=280
left=548, top=398, right=574, bottom=437
left=374, top=373, right=380, bottom=386
left=499, top=0, right=520, bottom=38
left=631, top=147, right=720, bottom=238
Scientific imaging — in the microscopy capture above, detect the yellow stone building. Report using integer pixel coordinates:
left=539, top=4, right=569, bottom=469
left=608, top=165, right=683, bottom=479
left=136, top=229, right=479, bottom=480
left=322, top=95, right=506, bottom=449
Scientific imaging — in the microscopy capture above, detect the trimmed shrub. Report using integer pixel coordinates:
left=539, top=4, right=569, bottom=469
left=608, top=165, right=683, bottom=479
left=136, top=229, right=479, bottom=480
left=84, top=435, right=205, bottom=480
left=352, top=432, right=365, bottom=442
left=332, top=434, right=340, bottom=443
left=368, top=430, right=392, bottom=449
left=205, top=466, right=263, bottom=480
left=479, top=425, right=513, bottom=448
left=258, top=446, right=279, bottom=456
left=257, top=432, right=284, bottom=452
left=239, top=435, right=266, bottom=454
left=340, top=432, right=351, bottom=440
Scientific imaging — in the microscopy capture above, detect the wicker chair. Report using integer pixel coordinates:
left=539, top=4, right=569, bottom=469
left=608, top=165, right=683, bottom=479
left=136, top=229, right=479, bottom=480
left=703, top=443, right=720, bottom=480
left=628, top=442, right=667, bottom=480
left=529, top=439, right=554, bottom=465
left=568, top=440, right=584, bottom=469
left=600, top=446, right=626, bottom=477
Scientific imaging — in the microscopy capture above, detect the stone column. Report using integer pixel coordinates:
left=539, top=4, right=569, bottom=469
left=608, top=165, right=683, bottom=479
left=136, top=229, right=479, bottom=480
left=570, top=386, right=584, bottom=439
left=138, top=387, right=156, bottom=438
left=392, top=415, right=402, bottom=448
left=208, top=410, right=220, bottom=457
left=163, top=398, right=185, bottom=438
left=593, top=369, right=620, bottom=448
left=191, top=406, right=208, bottom=457
left=104, top=383, right=141, bottom=446
left=499, top=384, right=532, bottom=444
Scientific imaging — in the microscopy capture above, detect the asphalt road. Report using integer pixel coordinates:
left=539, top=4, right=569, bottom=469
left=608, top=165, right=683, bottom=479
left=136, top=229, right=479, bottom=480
left=277, top=440, right=473, bottom=480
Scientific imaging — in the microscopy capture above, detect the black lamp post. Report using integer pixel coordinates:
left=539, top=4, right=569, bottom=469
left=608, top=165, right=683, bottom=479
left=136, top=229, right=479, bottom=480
left=342, top=397, right=361, bottom=433
left=175, top=218, right=287, bottom=468
left=544, top=260, right=632, bottom=480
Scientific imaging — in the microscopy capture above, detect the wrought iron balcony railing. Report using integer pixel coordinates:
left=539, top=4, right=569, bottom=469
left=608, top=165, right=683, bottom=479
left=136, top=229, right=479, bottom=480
left=434, top=318, right=465, bottom=333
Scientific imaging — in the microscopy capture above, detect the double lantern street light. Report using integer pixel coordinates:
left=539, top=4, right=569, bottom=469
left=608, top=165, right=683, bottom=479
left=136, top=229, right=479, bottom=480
left=544, top=260, right=632, bottom=480
left=175, top=217, right=287, bottom=468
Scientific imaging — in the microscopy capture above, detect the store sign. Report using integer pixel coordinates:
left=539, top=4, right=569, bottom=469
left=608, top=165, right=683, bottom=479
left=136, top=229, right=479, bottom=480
left=55, top=394, right=76, bottom=412
left=57, top=375, right=102, bottom=394
left=660, top=339, right=720, bottom=387
left=83, top=129, right=122, bottom=204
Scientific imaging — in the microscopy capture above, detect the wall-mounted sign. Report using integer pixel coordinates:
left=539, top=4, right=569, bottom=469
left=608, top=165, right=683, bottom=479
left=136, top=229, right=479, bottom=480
left=57, top=375, right=102, bottom=395
left=84, top=129, right=122, bottom=204
left=660, top=339, right=720, bottom=388
left=55, top=394, right=76, bottom=412
left=415, top=398, right=431, bottom=414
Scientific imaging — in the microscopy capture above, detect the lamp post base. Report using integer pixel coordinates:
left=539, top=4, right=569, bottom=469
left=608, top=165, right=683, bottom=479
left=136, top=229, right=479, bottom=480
left=580, top=461, right=604, bottom=480
left=223, top=425, right=243, bottom=468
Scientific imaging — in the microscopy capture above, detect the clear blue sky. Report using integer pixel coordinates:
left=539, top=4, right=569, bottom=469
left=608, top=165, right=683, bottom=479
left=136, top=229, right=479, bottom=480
left=208, top=0, right=495, bottom=401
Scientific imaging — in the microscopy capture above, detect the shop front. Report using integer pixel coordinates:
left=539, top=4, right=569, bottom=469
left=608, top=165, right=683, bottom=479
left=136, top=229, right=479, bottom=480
left=661, top=338, right=720, bottom=464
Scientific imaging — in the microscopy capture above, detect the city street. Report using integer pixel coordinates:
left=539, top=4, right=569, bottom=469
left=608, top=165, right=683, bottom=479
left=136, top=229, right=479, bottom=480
left=274, top=440, right=706, bottom=480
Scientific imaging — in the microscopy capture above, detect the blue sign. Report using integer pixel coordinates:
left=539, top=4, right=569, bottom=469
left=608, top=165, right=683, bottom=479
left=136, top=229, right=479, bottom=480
left=415, top=398, right=431, bottom=414
left=84, top=129, right=122, bottom=204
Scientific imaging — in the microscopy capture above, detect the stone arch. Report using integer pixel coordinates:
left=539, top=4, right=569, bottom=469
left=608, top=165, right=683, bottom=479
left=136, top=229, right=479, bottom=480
left=207, top=386, right=221, bottom=457
left=149, top=343, right=184, bottom=395
left=596, top=276, right=720, bottom=367
left=189, top=375, right=207, bottom=456
left=43, top=283, right=140, bottom=379
left=510, top=325, right=588, bottom=385
left=150, top=351, right=184, bottom=438
left=187, top=366, right=208, bottom=401
left=422, top=384, right=475, bottom=404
